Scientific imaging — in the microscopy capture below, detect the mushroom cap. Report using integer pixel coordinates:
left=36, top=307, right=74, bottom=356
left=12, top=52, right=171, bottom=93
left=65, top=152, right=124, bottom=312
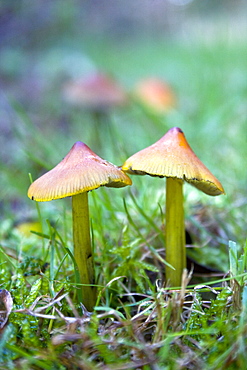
left=28, top=142, right=132, bottom=202
left=134, top=78, right=176, bottom=113
left=63, top=73, right=127, bottom=110
left=122, top=127, right=224, bottom=196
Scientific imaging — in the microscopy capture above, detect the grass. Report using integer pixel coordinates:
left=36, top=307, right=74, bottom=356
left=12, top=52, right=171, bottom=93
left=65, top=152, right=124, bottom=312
left=1, top=29, right=247, bottom=369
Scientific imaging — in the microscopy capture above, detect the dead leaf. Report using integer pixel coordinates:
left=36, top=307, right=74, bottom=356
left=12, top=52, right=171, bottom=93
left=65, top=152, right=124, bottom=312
left=0, top=289, right=13, bottom=330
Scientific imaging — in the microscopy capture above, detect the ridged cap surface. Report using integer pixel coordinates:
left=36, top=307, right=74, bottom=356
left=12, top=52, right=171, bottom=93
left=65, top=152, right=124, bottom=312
left=122, top=127, right=224, bottom=196
left=28, top=142, right=132, bottom=201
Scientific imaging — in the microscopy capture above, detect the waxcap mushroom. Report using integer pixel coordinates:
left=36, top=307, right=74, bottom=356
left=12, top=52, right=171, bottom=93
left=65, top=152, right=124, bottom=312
left=63, top=73, right=127, bottom=110
left=122, top=127, right=224, bottom=287
left=28, top=141, right=132, bottom=310
left=122, top=127, right=224, bottom=196
left=28, top=141, right=132, bottom=202
left=134, top=78, right=176, bottom=113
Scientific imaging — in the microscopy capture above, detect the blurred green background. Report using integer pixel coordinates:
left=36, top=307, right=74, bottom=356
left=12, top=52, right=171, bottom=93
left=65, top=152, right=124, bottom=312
left=1, top=0, right=247, bottom=228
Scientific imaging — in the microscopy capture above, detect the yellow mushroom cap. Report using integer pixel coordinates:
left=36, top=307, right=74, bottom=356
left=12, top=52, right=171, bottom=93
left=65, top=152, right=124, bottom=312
left=122, top=127, right=224, bottom=196
left=28, top=142, right=132, bottom=202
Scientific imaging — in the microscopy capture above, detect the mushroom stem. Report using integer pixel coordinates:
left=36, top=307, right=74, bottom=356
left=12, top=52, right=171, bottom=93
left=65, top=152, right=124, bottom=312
left=72, top=192, right=96, bottom=310
left=165, top=178, right=186, bottom=286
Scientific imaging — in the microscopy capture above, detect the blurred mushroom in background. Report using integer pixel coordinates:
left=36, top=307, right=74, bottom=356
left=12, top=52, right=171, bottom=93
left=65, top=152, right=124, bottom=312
left=62, top=72, right=127, bottom=156
left=63, top=72, right=127, bottom=111
left=133, top=77, right=177, bottom=114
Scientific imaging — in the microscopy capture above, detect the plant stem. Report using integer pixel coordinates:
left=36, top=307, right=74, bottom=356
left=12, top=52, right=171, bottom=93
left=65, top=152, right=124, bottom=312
left=72, top=192, right=96, bottom=310
left=165, top=178, right=186, bottom=287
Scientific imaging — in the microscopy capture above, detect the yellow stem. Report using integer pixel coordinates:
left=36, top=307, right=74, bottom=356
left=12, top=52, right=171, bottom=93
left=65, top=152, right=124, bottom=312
left=72, top=192, right=96, bottom=310
left=165, top=178, right=186, bottom=287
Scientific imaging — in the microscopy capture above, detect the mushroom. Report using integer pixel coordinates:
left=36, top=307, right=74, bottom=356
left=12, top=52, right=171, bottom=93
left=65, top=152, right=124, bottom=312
left=63, top=72, right=127, bottom=155
left=28, top=141, right=132, bottom=310
left=134, top=78, right=176, bottom=114
left=122, top=127, right=224, bottom=287
left=63, top=72, right=127, bottom=111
